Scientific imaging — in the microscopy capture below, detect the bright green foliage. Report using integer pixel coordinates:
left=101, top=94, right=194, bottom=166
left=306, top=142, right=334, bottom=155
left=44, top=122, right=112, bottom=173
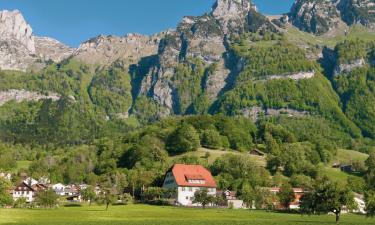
left=277, top=183, right=295, bottom=209
left=89, top=64, right=132, bottom=117
left=173, top=58, right=206, bottom=114
left=365, top=190, right=375, bottom=217
left=300, top=176, right=356, bottom=223
left=231, top=41, right=316, bottom=81
left=193, top=189, right=214, bottom=209
left=35, top=189, right=59, bottom=208
left=200, top=129, right=222, bottom=149
left=211, top=154, right=270, bottom=191
left=365, top=151, right=375, bottom=188
left=167, top=123, right=200, bottom=154
left=132, top=96, right=162, bottom=123
left=0, top=177, right=13, bottom=207
left=81, top=186, right=97, bottom=205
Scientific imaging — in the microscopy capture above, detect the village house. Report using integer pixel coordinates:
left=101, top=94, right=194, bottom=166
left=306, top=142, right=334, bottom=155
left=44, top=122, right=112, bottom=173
left=269, top=187, right=305, bottom=209
left=52, top=183, right=66, bottom=196
left=223, top=190, right=245, bottom=209
left=12, top=180, right=48, bottom=203
left=162, top=164, right=217, bottom=206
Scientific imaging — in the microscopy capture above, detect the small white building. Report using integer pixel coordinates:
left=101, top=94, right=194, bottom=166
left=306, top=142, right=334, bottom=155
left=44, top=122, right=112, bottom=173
left=52, top=183, right=66, bottom=196
left=162, top=164, right=217, bottom=206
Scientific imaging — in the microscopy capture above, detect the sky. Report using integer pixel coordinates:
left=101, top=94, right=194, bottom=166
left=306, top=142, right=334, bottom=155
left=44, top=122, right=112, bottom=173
left=0, top=0, right=295, bottom=47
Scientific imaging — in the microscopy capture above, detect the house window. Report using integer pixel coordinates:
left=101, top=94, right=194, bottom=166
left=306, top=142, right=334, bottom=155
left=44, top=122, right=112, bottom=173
left=181, top=187, right=185, bottom=191
left=186, top=196, right=188, bottom=200
left=189, top=187, right=193, bottom=192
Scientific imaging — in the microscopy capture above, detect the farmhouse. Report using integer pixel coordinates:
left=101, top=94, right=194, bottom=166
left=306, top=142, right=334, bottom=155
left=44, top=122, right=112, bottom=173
left=162, top=164, right=217, bottom=206
left=12, top=181, right=47, bottom=203
left=269, top=187, right=305, bottom=209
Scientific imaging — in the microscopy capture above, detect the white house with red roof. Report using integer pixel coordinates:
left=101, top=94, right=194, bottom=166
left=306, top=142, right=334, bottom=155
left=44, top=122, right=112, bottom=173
left=162, top=164, right=217, bottom=206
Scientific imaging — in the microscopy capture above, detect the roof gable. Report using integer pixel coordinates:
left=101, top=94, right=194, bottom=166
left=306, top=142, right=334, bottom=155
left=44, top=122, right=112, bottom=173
left=170, top=164, right=217, bottom=188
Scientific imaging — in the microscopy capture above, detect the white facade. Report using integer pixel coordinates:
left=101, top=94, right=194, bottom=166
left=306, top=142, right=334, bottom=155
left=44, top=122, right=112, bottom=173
left=12, top=184, right=34, bottom=203
left=52, top=183, right=66, bottom=196
left=177, top=186, right=216, bottom=206
left=162, top=171, right=217, bottom=206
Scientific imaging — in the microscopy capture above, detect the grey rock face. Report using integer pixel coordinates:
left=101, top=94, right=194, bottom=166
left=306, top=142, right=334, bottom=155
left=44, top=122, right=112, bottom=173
left=0, top=10, right=74, bottom=71
left=34, top=37, right=74, bottom=62
left=0, top=10, right=35, bottom=52
left=289, top=0, right=342, bottom=35
left=73, top=33, right=162, bottom=66
left=138, top=0, right=276, bottom=115
left=333, top=58, right=366, bottom=76
left=338, top=0, right=375, bottom=27
left=0, top=89, right=60, bottom=106
left=289, top=0, right=375, bottom=35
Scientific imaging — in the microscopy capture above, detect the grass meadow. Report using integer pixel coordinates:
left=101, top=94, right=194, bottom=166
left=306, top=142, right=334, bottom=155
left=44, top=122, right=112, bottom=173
left=0, top=204, right=373, bottom=225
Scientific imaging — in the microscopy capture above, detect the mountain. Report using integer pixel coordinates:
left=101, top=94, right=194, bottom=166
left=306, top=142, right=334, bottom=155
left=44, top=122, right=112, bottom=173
left=0, top=10, right=74, bottom=71
left=0, top=0, right=375, bottom=145
left=288, top=0, right=375, bottom=35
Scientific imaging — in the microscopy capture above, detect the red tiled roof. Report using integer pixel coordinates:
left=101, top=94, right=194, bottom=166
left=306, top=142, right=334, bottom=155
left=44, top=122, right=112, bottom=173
left=170, top=164, right=217, bottom=188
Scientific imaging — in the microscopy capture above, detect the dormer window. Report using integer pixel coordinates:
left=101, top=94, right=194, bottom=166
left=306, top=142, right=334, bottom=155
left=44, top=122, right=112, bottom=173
left=185, top=174, right=206, bottom=184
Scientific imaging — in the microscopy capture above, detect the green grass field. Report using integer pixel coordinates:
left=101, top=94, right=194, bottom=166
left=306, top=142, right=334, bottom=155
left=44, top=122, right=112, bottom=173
left=0, top=204, right=372, bottom=225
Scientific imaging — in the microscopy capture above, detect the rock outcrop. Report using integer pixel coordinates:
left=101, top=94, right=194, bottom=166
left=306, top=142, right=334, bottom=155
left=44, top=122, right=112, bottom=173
left=0, top=89, right=60, bottom=106
left=289, top=0, right=342, bottom=35
left=34, top=36, right=75, bottom=62
left=333, top=58, right=367, bottom=76
left=0, top=10, right=74, bottom=71
left=73, top=33, right=162, bottom=66
left=289, top=0, right=375, bottom=35
left=138, top=0, right=276, bottom=115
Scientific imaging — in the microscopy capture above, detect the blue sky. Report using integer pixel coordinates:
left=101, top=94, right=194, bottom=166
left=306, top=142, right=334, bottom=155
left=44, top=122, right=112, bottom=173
left=0, top=0, right=295, bottom=47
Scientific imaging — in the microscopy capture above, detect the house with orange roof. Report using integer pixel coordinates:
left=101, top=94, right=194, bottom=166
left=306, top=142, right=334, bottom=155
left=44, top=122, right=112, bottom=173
left=268, top=187, right=305, bottom=209
left=162, top=164, right=217, bottom=206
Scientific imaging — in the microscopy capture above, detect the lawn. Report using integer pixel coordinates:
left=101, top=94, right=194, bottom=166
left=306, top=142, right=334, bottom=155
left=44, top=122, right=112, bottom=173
left=170, top=148, right=266, bottom=166
left=0, top=204, right=372, bottom=225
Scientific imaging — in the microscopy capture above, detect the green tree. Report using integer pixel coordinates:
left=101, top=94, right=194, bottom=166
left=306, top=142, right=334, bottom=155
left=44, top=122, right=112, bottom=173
left=81, top=186, right=96, bottom=206
left=366, top=151, right=375, bottom=188
left=365, top=190, right=375, bottom=217
left=35, top=189, right=59, bottom=208
left=167, top=123, right=200, bottom=154
left=97, top=188, right=117, bottom=211
left=193, top=189, right=214, bottom=209
left=201, top=129, right=222, bottom=149
left=0, top=177, right=13, bottom=207
left=277, top=183, right=295, bottom=210
left=300, top=176, right=355, bottom=224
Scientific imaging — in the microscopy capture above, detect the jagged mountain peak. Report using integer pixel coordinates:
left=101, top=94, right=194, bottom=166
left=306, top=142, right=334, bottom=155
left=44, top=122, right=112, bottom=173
left=0, top=9, right=75, bottom=71
left=0, top=9, right=35, bottom=53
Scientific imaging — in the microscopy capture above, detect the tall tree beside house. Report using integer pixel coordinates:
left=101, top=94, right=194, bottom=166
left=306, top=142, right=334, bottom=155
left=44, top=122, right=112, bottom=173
left=193, top=189, right=214, bottom=209
left=300, top=176, right=356, bottom=224
left=167, top=123, right=200, bottom=154
left=365, top=191, right=375, bottom=217
left=35, top=189, right=59, bottom=208
left=277, top=183, right=295, bottom=210
left=0, top=177, right=13, bottom=207
left=81, top=186, right=96, bottom=206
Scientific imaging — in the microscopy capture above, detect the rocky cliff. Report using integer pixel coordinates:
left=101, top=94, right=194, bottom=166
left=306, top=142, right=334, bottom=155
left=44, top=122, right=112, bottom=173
left=289, top=0, right=375, bottom=35
left=0, top=10, right=73, bottom=71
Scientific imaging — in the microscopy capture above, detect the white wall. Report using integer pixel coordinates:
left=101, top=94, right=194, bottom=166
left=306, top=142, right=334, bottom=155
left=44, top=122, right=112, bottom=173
left=13, top=190, right=33, bottom=202
left=177, top=186, right=216, bottom=206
